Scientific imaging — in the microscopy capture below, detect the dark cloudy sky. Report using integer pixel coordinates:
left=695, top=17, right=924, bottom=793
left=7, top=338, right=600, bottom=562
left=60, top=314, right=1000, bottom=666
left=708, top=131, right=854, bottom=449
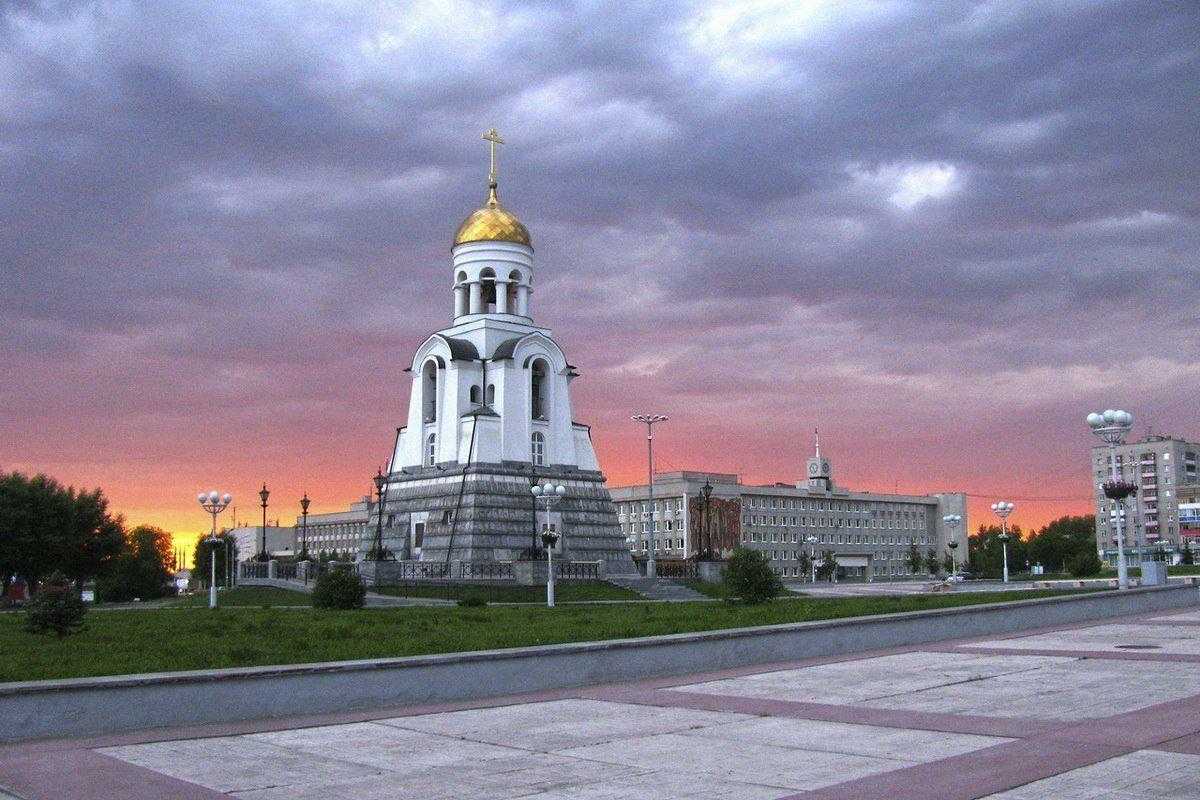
left=2, top=0, right=1197, bottom=549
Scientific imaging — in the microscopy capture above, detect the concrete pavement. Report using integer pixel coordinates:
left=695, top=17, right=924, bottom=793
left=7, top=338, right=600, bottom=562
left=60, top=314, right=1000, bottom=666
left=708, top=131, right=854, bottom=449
left=5, top=607, right=1200, bottom=799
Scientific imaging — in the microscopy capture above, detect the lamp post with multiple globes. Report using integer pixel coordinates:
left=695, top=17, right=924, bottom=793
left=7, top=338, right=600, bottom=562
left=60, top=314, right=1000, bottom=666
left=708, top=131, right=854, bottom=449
left=1087, top=409, right=1135, bottom=590
left=991, top=501, right=1015, bottom=583
left=806, top=535, right=818, bottom=583
left=531, top=482, right=566, bottom=607
left=197, top=490, right=232, bottom=609
left=943, top=514, right=962, bottom=580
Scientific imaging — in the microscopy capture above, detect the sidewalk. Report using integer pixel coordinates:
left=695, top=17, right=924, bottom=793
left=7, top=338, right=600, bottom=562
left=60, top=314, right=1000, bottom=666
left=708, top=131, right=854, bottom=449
left=5, top=607, right=1200, bottom=799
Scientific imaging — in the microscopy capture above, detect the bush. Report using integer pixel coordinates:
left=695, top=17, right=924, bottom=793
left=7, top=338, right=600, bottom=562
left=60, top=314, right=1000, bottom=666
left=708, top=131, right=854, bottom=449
left=458, top=592, right=488, bottom=608
left=722, top=547, right=784, bottom=604
left=1066, top=550, right=1103, bottom=578
left=24, top=572, right=87, bottom=638
left=311, top=568, right=366, bottom=610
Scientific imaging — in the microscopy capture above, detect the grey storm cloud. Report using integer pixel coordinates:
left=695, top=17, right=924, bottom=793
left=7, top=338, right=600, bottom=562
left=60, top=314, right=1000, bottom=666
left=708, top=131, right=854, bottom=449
left=2, top=0, right=1198, bottom=494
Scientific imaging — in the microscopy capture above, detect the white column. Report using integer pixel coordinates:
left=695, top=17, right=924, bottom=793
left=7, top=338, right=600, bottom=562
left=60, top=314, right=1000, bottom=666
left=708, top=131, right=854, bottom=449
left=469, top=281, right=482, bottom=314
left=454, top=285, right=467, bottom=317
left=517, top=285, right=530, bottom=317
left=496, top=281, right=509, bottom=314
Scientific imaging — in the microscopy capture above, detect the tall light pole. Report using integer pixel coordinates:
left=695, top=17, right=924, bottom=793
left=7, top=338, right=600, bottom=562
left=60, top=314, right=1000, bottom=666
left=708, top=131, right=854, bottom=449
left=632, top=414, right=668, bottom=578
left=1087, top=409, right=1135, bottom=590
left=991, top=501, right=1014, bottom=583
left=369, top=467, right=390, bottom=561
left=700, top=479, right=714, bottom=559
left=257, top=484, right=270, bottom=561
left=299, top=493, right=311, bottom=562
left=943, top=514, right=962, bottom=580
left=806, top=534, right=818, bottom=583
left=531, top=482, right=566, bottom=607
left=197, top=490, right=232, bottom=609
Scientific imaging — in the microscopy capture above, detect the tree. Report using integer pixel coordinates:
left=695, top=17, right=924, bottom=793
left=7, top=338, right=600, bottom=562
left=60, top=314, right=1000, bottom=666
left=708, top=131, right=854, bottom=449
left=942, top=552, right=955, bottom=575
left=1066, top=550, right=1103, bottom=578
left=0, top=472, right=125, bottom=593
left=192, top=532, right=239, bottom=589
left=816, top=550, right=839, bottom=581
left=926, top=549, right=940, bottom=575
left=722, top=547, right=784, bottom=603
left=796, top=549, right=813, bottom=581
left=968, top=524, right=1029, bottom=579
left=1183, top=540, right=1195, bottom=566
left=24, top=571, right=86, bottom=638
left=906, top=544, right=923, bottom=575
left=1026, top=515, right=1096, bottom=573
left=96, top=525, right=177, bottom=603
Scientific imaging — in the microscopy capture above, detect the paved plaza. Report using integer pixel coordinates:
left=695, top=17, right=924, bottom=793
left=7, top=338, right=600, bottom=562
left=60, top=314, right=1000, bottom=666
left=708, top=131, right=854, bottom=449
left=4, top=608, right=1200, bottom=799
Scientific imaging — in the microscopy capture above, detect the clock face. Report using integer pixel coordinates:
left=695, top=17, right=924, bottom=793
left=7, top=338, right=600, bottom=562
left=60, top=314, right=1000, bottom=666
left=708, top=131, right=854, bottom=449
left=809, top=463, right=819, bottom=475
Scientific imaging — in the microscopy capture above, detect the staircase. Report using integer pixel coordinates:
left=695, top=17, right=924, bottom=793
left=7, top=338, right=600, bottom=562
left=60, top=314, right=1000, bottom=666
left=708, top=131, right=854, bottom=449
left=607, top=575, right=709, bottom=601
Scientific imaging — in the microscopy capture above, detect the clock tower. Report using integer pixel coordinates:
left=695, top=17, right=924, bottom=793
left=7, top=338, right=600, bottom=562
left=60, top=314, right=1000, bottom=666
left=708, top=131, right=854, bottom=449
left=805, top=429, right=833, bottom=491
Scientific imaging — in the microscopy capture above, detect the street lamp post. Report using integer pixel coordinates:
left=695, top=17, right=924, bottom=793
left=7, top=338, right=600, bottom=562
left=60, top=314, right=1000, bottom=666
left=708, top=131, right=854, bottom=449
left=943, top=514, right=962, bottom=580
left=370, top=467, right=391, bottom=561
left=1087, top=409, right=1135, bottom=590
left=991, top=501, right=1014, bottom=583
left=299, top=493, right=310, bottom=562
left=257, top=484, right=270, bottom=561
left=700, top=479, right=714, bottom=559
left=632, top=414, right=668, bottom=578
left=197, top=490, right=232, bottom=609
left=806, top=535, right=818, bottom=583
left=531, top=483, right=566, bottom=607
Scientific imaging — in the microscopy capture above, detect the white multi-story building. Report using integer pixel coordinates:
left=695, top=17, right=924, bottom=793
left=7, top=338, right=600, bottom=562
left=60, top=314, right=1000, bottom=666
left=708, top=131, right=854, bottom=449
left=294, top=499, right=369, bottom=558
left=610, top=440, right=967, bottom=580
left=1091, top=434, right=1200, bottom=563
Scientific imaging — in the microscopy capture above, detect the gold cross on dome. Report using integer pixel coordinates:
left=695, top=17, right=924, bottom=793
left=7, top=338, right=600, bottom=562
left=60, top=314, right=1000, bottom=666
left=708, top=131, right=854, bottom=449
left=482, top=128, right=504, bottom=183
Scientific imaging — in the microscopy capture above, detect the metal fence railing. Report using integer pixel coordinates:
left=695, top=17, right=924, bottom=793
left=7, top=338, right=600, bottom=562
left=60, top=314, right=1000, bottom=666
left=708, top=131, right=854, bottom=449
left=654, top=560, right=698, bottom=579
left=458, top=561, right=514, bottom=580
left=276, top=562, right=297, bottom=580
left=241, top=562, right=269, bottom=580
left=555, top=561, right=602, bottom=580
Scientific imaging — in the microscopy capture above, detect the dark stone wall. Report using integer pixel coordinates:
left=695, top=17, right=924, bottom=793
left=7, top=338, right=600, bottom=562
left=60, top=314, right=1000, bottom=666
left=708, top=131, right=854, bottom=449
left=375, top=462, right=637, bottom=573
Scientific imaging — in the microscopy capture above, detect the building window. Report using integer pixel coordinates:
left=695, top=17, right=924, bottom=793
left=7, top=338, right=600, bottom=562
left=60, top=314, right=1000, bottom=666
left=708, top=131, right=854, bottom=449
left=531, top=432, right=545, bottom=466
left=425, top=433, right=436, bottom=466
left=531, top=359, right=549, bottom=419
left=422, top=361, right=438, bottom=422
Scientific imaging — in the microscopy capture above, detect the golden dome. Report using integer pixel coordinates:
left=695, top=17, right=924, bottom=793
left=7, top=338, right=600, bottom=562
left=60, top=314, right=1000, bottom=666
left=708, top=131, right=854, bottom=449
left=453, top=183, right=532, bottom=249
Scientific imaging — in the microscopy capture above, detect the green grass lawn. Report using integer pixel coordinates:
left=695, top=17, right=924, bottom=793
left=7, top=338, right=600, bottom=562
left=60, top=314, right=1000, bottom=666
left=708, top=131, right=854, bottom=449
left=169, top=586, right=312, bottom=607
left=2, top=588, right=1099, bottom=683
left=373, top=580, right=642, bottom=603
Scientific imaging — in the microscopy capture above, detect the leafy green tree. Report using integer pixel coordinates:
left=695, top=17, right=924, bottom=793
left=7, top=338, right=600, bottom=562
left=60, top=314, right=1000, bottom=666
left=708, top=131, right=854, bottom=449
left=906, top=544, right=923, bottom=574
left=968, top=524, right=1029, bottom=579
left=192, top=531, right=239, bottom=590
left=1066, top=549, right=1103, bottom=578
left=1183, top=540, right=1195, bottom=566
left=0, top=472, right=125, bottom=593
left=796, top=549, right=813, bottom=581
left=1026, top=515, right=1097, bottom=573
left=722, top=547, right=784, bottom=603
left=24, top=571, right=86, bottom=638
left=926, top=549, right=940, bottom=575
left=942, top=552, right=955, bottom=574
left=816, top=550, right=839, bottom=581
left=97, top=526, right=177, bottom=602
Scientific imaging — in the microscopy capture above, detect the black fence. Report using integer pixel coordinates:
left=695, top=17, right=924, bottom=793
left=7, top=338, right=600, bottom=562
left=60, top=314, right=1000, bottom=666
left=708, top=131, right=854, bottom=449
left=555, top=561, right=601, bottom=580
left=655, top=560, right=698, bottom=579
left=458, top=561, right=514, bottom=580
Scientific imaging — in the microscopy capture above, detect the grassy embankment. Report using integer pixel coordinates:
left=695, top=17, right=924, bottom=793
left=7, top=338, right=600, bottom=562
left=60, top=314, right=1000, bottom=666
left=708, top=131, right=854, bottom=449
left=4, top=588, right=1100, bottom=683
